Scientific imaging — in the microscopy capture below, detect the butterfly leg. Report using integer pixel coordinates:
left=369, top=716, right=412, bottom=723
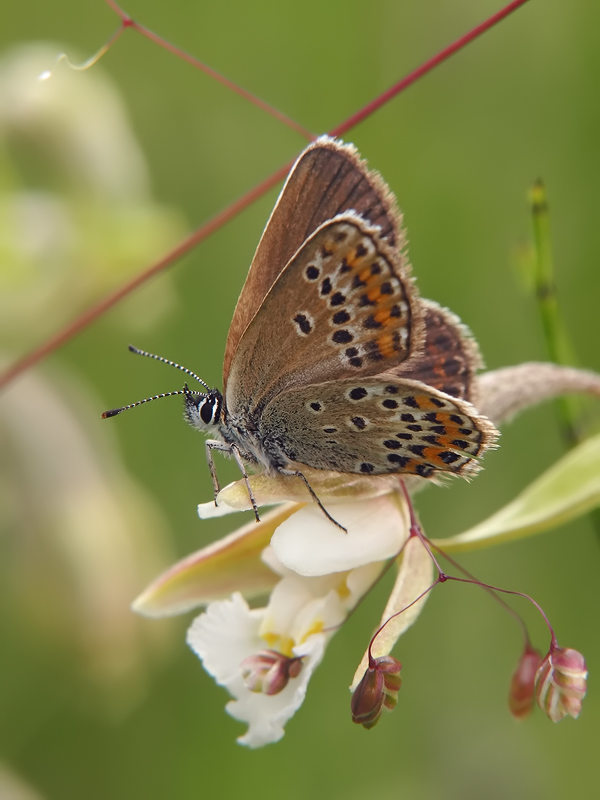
left=205, top=439, right=229, bottom=500
left=230, top=444, right=261, bottom=523
left=205, top=440, right=261, bottom=522
left=279, top=469, right=347, bottom=532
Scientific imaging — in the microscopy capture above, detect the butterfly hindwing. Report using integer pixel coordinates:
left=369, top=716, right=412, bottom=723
left=390, top=299, right=483, bottom=403
left=224, top=137, right=403, bottom=387
left=226, top=214, right=424, bottom=415
left=260, top=376, right=498, bottom=478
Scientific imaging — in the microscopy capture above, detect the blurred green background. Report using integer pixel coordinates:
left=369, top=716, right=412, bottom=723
left=1, top=0, right=599, bottom=797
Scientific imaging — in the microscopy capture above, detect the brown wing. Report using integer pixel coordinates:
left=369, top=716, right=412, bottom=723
left=225, top=215, right=423, bottom=417
left=260, top=376, right=498, bottom=479
left=389, top=300, right=484, bottom=403
left=223, top=137, right=403, bottom=387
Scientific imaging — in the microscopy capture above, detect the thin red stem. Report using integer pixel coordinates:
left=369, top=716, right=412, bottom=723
left=445, top=575, right=557, bottom=647
left=331, top=0, right=531, bottom=138
left=398, top=478, right=444, bottom=572
left=366, top=548, right=555, bottom=668
left=0, top=0, right=533, bottom=390
left=429, top=540, right=531, bottom=646
left=0, top=163, right=290, bottom=389
left=368, top=576, right=442, bottom=667
left=103, top=0, right=314, bottom=140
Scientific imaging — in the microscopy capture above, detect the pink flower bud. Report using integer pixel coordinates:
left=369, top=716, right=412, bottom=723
left=508, top=645, right=543, bottom=720
left=535, top=647, right=587, bottom=722
left=240, top=650, right=303, bottom=696
left=351, top=655, right=402, bottom=729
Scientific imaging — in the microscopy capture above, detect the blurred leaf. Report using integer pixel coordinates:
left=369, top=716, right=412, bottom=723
left=435, top=432, right=600, bottom=552
left=132, top=505, right=296, bottom=618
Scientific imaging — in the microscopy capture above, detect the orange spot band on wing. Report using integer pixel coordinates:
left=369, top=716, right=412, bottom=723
left=413, top=395, right=439, bottom=410
left=377, top=333, right=396, bottom=357
left=374, top=308, right=391, bottom=324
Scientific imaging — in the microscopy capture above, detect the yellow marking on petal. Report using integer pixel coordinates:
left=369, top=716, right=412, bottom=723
left=262, top=631, right=280, bottom=648
left=299, top=620, right=324, bottom=644
left=278, top=636, right=296, bottom=657
left=336, top=577, right=351, bottom=599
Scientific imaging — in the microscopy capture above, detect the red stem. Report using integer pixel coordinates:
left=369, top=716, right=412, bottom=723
left=429, top=540, right=531, bottom=646
left=0, top=0, right=532, bottom=390
left=0, top=163, right=291, bottom=389
left=103, top=0, right=314, bottom=140
left=368, top=576, right=442, bottom=667
left=446, top=575, right=557, bottom=646
left=331, top=0, right=531, bottom=138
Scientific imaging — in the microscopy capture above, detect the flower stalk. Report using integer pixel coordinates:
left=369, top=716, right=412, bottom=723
left=351, top=484, right=588, bottom=729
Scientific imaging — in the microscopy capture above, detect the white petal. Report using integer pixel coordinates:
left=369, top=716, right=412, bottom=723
left=259, top=569, right=350, bottom=641
left=346, top=560, right=387, bottom=606
left=289, top=591, right=345, bottom=644
left=197, top=499, right=242, bottom=519
left=259, top=576, right=319, bottom=641
left=261, top=544, right=295, bottom=578
left=186, top=592, right=264, bottom=682
left=186, top=593, right=326, bottom=748
left=271, top=495, right=408, bottom=577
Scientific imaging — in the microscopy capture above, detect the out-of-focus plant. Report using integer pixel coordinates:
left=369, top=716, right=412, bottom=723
left=0, top=762, right=44, bottom=800
left=0, top=44, right=184, bottom=342
left=0, top=44, right=187, bottom=713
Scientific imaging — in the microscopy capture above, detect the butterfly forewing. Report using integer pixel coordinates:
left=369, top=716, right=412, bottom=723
left=224, top=137, right=403, bottom=387
left=226, top=214, right=423, bottom=415
left=260, top=377, right=498, bottom=479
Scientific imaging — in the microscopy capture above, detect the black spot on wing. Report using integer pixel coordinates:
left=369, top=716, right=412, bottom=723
left=293, top=314, right=312, bottom=335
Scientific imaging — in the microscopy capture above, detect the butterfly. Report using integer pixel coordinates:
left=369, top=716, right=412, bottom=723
left=104, top=137, right=498, bottom=528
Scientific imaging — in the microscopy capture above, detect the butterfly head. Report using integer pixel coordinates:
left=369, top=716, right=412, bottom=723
left=184, top=385, right=223, bottom=432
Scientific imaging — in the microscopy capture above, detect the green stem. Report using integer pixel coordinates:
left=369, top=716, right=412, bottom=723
left=529, top=180, right=600, bottom=537
left=529, top=180, right=580, bottom=445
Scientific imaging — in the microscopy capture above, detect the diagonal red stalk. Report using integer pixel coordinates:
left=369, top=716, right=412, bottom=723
left=103, top=0, right=314, bottom=140
left=0, top=0, right=532, bottom=390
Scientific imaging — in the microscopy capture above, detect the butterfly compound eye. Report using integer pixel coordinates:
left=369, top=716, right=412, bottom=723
left=199, top=397, right=215, bottom=425
left=196, top=391, right=222, bottom=426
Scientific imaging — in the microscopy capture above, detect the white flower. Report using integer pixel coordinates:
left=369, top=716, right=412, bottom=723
left=185, top=502, right=395, bottom=747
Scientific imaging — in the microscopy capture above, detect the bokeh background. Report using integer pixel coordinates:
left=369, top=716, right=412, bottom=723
left=1, top=0, right=599, bottom=798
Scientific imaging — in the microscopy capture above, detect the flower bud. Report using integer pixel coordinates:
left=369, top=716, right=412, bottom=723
left=535, top=647, right=587, bottom=722
left=351, top=655, right=402, bottom=729
left=508, top=645, right=543, bottom=720
left=240, top=650, right=303, bottom=696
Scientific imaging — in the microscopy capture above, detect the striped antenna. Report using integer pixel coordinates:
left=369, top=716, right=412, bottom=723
left=102, top=389, right=193, bottom=419
left=128, top=345, right=210, bottom=390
